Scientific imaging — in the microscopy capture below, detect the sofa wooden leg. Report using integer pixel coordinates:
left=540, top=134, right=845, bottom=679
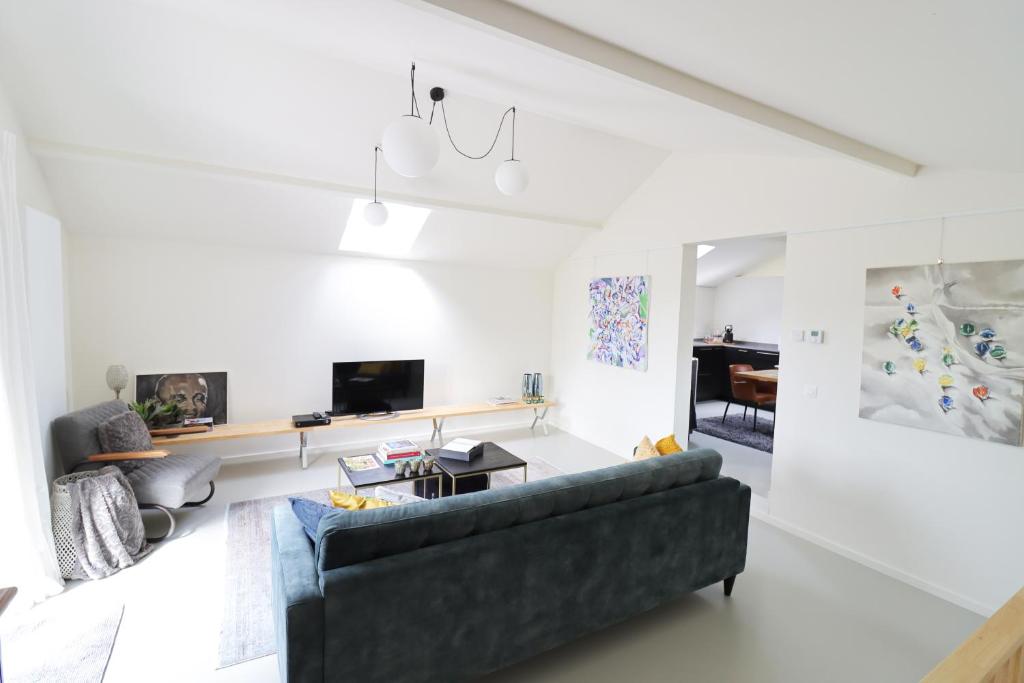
left=724, top=576, right=736, bottom=597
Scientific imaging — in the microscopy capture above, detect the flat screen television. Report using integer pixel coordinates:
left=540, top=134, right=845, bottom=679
left=331, top=359, right=424, bottom=417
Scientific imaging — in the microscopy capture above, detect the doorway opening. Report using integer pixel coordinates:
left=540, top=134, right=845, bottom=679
left=685, top=235, right=786, bottom=498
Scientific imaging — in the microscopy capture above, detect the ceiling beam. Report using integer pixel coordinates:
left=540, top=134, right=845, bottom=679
left=29, top=138, right=602, bottom=229
left=404, top=0, right=921, bottom=177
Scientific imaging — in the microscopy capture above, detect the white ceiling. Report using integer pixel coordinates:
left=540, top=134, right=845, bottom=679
left=0, top=0, right=680, bottom=268
left=1, top=0, right=1018, bottom=269
left=696, top=236, right=787, bottom=287
left=507, top=0, right=1024, bottom=172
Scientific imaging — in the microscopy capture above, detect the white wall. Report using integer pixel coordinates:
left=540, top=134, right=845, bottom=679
left=550, top=247, right=682, bottom=458
left=0, top=80, right=67, bottom=478
left=549, top=150, right=1024, bottom=613
left=67, top=234, right=554, bottom=458
left=0, top=82, right=59, bottom=218
left=773, top=212, right=1024, bottom=615
left=692, top=286, right=715, bottom=339
left=711, top=276, right=784, bottom=345
left=24, top=208, right=67, bottom=482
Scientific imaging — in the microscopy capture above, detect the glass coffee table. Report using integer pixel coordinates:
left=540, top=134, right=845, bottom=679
left=336, top=453, right=444, bottom=499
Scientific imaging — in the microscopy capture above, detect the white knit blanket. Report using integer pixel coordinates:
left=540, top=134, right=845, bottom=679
left=68, top=466, right=153, bottom=579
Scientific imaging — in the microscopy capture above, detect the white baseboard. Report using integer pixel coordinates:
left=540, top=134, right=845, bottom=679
left=750, top=501, right=995, bottom=617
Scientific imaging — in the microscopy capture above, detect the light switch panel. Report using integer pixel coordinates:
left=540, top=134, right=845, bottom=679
left=791, top=329, right=805, bottom=342
left=808, top=329, right=824, bottom=344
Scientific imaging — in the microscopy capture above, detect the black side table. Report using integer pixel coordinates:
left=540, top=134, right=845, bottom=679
left=417, top=443, right=528, bottom=497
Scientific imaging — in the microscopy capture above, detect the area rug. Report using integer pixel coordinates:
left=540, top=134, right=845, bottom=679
left=0, top=603, right=123, bottom=682
left=217, top=452, right=563, bottom=668
left=695, top=413, right=775, bottom=453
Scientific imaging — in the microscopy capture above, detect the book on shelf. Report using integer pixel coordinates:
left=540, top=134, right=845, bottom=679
left=182, top=416, right=214, bottom=428
left=487, top=396, right=518, bottom=406
left=438, top=437, right=484, bottom=462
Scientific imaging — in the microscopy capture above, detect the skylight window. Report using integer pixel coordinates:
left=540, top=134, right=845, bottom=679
left=339, top=199, right=430, bottom=256
left=697, top=244, right=716, bottom=259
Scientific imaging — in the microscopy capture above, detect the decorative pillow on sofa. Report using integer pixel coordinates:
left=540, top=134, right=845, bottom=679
left=97, top=410, right=153, bottom=453
left=289, top=497, right=335, bottom=541
left=655, top=433, right=684, bottom=455
left=634, top=435, right=660, bottom=460
left=290, top=490, right=415, bottom=541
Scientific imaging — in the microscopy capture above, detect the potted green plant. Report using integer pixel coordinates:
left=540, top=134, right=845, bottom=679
left=129, top=398, right=183, bottom=429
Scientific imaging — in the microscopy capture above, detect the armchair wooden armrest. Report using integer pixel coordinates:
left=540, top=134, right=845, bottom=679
left=87, top=449, right=171, bottom=462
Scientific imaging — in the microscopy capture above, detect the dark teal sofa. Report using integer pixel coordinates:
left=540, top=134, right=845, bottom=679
left=271, top=448, right=750, bottom=682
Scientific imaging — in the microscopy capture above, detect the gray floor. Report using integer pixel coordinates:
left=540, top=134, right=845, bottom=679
left=692, top=399, right=774, bottom=497
left=48, top=424, right=980, bottom=682
left=490, top=515, right=981, bottom=683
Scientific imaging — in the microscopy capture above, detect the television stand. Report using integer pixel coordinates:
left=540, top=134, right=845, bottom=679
left=151, top=400, right=556, bottom=469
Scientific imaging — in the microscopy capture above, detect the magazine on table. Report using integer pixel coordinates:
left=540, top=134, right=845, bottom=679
left=342, top=454, right=381, bottom=472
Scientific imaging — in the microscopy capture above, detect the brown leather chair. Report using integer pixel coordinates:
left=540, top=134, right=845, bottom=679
left=724, top=364, right=776, bottom=430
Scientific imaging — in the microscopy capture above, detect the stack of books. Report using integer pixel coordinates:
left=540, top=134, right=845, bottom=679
left=376, top=439, right=422, bottom=464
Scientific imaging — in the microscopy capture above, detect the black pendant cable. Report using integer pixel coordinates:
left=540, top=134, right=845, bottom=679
left=373, top=62, right=528, bottom=200
left=409, top=62, right=421, bottom=118
left=363, top=144, right=388, bottom=226
left=430, top=98, right=517, bottom=161
left=372, top=145, right=381, bottom=203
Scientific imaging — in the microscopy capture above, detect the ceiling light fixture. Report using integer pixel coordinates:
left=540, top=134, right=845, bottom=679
left=381, top=64, right=440, bottom=178
left=370, top=62, right=528, bottom=214
left=363, top=145, right=388, bottom=226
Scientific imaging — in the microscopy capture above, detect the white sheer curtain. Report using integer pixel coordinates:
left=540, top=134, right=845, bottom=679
left=0, top=130, right=64, bottom=602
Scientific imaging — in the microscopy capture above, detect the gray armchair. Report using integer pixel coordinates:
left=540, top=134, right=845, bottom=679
left=52, top=400, right=221, bottom=540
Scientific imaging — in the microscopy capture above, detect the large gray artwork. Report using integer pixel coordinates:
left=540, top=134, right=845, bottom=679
left=859, top=259, right=1024, bottom=446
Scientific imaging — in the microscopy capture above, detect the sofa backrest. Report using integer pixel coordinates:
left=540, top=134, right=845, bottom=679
left=52, top=400, right=131, bottom=472
left=315, top=448, right=722, bottom=573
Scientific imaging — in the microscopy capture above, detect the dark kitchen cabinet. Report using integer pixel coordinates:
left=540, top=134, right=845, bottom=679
left=751, top=350, right=780, bottom=370
left=694, top=343, right=780, bottom=402
left=693, top=346, right=725, bottom=402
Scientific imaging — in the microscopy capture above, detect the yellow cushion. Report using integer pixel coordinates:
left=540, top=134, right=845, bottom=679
left=655, top=434, right=684, bottom=455
left=634, top=435, right=660, bottom=460
left=328, top=489, right=393, bottom=510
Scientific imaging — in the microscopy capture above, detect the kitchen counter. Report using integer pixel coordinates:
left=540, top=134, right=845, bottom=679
left=692, top=340, right=779, bottom=353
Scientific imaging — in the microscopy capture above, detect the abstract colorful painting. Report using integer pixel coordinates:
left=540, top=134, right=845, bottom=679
left=859, top=259, right=1024, bottom=446
left=588, top=275, right=650, bottom=371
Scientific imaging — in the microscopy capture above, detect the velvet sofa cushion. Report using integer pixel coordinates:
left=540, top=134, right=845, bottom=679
left=97, top=410, right=153, bottom=453
left=315, top=448, right=722, bottom=573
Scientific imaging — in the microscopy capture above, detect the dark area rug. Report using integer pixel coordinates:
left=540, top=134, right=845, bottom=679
left=695, top=413, right=774, bottom=453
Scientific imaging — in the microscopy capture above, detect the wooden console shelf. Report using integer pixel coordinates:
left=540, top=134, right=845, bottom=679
left=151, top=400, right=556, bottom=469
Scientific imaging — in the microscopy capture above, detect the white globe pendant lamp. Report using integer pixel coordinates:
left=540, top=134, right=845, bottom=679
left=364, top=145, right=388, bottom=226
left=362, top=63, right=531, bottom=207
left=381, top=63, right=439, bottom=178
left=495, top=158, right=528, bottom=196
left=364, top=199, right=388, bottom=226
left=382, top=115, right=439, bottom=178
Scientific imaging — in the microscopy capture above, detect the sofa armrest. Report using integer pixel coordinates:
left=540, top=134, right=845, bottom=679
left=87, top=449, right=170, bottom=462
left=271, top=505, right=324, bottom=683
